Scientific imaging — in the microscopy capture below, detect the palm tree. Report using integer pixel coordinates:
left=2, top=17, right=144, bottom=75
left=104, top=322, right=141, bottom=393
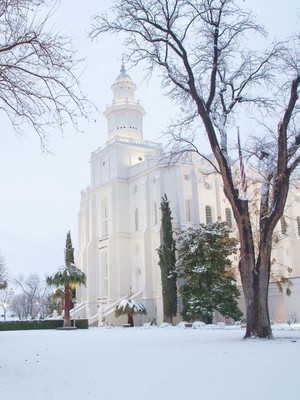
left=115, top=296, right=147, bottom=327
left=46, top=231, right=86, bottom=328
left=47, top=263, right=86, bottom=327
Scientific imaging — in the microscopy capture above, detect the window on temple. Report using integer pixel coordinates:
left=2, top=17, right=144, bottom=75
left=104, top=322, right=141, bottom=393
left=135, top=268, right=142, bottom=292
left=225, top=207, right=232, bottom=228
left=102, top=251, right=108, bottom=297
left=154, top=202, right=158, bottom=225
left=205, top=205, right=213, bottom=224
left=135, top=208, right=139, bottom=231
left=102, top=197, right=109, bottom=236
left=280, top=216, right=287, bottom=235
left=185, top=199, right=191, bottom=222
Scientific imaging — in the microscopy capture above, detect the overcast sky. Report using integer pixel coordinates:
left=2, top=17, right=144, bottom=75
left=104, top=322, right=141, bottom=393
left=0, top=0, right=299, bottom=279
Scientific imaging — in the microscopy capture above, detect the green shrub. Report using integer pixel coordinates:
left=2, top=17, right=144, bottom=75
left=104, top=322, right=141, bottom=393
left=0, top=319, right=89, bottom=331
left=71, top=319, right=89, bottom=329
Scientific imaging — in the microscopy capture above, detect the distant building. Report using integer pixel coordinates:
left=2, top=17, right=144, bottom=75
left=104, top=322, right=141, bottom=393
left=76, top=65, right=300, bottom=326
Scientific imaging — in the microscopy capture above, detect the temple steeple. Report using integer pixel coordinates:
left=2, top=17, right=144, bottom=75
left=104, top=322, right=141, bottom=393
left=104, top=64, right=145, bottom=141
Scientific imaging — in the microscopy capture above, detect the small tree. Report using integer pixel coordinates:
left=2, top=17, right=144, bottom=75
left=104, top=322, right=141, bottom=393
left=157, top=194, right=177, bottom=323
left=10, top=293, right=29, bottom=320
left=14, top=272, right=51, bottom=319
left=46, top=231, right=86, bottom=328
left=115, top=296, right=147, bottom=327
left=176, top=222, right=242, bottom=324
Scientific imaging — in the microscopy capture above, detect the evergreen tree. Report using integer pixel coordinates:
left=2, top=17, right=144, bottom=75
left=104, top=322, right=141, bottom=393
left=176, top=222, right=242, bottom=324
left=65, top=231, right=75, bottom=265
left=65, top=230, right=76, bottom=306
left=157, top=194, right=177, bottom=323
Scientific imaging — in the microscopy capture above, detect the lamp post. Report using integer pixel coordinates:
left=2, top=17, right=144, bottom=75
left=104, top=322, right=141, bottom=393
left=72, top=298, right=77, bottom=328
left=70, top=282, right=77, bottom=328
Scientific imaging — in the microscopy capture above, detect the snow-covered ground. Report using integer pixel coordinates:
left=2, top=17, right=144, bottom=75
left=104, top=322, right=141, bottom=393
left=1, top=323, right=299, bottom=400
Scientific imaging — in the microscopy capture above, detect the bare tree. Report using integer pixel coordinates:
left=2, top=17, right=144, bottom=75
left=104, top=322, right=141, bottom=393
left=0, top=251, right=9, bottom=289
left=91, top=0, right=300, bottom=338
left=13, top=273, right=51, bottom=319
left=10, top=293, right=29, bottom=320
left=0, top=0, right=89, bottom=148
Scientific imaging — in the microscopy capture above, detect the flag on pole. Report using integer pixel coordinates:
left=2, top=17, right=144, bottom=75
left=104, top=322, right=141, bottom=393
left=237, top=127, right=247, bottom=195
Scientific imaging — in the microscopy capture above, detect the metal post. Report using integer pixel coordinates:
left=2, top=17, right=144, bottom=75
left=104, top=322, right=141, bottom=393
left=72, top=298, right=77, bottom=328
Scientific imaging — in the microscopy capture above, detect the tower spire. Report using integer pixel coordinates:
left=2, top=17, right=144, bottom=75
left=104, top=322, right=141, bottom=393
left=120, top=54, right=126, bottom=75
left=104, top=65, right=146, bottom=141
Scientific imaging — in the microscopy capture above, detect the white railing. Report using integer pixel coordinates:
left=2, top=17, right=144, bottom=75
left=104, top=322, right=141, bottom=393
left=87, top=291, right=143, bottom=326
left=69, top=300, right=88, bottom=320
left=91, top=137, right=162, bottom=158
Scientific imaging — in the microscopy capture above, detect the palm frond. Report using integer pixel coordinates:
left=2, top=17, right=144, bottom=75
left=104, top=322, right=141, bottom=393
left=46, top=263, right=86, bottom=287
left=115, top=298, right=147, bottom=317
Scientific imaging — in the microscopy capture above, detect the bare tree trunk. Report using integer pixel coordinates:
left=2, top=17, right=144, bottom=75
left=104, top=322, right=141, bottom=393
left=237, top=199, right=273, bottom=338
left=64, top=284, right=71, bottom=328
left=240, top=258, right=272, bottom=338
left=164, top=315, right=173, bottom=324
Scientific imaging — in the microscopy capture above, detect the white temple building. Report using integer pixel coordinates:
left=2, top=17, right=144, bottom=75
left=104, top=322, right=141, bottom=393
left=76, top=65, right=300, bottom=326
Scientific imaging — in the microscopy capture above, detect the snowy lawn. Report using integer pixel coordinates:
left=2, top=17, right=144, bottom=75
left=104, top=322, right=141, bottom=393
left=0, top=324, right=299, bottom=400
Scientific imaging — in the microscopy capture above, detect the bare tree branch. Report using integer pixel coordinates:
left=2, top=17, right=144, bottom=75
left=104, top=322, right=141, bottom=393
left=0, top=0, right=91, bottom=149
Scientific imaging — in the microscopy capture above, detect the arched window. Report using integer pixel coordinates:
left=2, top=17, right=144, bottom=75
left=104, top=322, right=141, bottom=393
left=205, top=205, right=213, bottom=224
left=225, top=208, right=232, bottom=228
left=135, top=268, right=142, bottom=292
left=135, top=208, right=139, bottom=231
left=102, top=197, right=109, bottom=237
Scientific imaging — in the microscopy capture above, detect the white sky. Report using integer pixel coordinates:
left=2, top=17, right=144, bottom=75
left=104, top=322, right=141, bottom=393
left=0, top=0, right=299, bottom=279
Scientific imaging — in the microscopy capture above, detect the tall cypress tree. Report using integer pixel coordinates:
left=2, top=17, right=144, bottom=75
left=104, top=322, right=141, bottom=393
left=65, top=230, right=76, bottom=308
left=65, top=231, right=75, bottom=265
left=157, top=194, right=177, bottom=323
